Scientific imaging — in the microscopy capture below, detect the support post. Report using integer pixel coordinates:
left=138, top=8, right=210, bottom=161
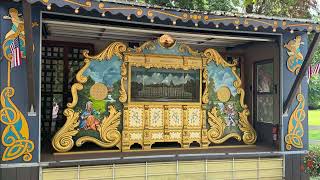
left=283, top=33, right=320, bottom=113
left=22, top=0, right=36, bottom=116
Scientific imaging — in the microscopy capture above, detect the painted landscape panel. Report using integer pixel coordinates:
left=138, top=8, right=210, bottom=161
left=131, top=67, right=200, bottom=102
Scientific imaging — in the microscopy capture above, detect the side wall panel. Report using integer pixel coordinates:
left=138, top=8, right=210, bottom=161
left=282, top=32, right=309, bottom=151
left=0, top=1, right=41, bottom=165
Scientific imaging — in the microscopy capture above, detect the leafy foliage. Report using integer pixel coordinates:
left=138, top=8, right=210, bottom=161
left=141, top=0, right=240, bottom=12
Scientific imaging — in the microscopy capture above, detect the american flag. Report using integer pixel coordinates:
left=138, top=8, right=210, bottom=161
left=308, top=64, right=320, bottom=80
left=9, top=36, right=22, bottom=68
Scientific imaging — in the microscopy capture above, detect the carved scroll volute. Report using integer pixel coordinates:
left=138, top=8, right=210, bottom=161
left=207, top=107, right=241, bottom=144
left=239, top=109, right=257, bottom=145
left=75, top=105, right=122, bottom=148
left=52, top=109, right=80, bottom=152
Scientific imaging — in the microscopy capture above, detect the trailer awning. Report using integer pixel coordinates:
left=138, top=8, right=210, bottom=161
left=27, top=0, right=319, bottom=33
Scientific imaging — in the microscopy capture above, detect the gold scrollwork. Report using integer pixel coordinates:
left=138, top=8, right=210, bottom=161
left=84, top=42, right=127, bottom=60
left=119, top=63, right=128, bottom=103
left=76, top=105, right=121, bottom=148
left=76, top=58, right=90, bottom=83
left=202, top=68, right=209, bottom=104
left=52, top=108, right=80, bottom=152
left=285, top=87, right=305, bottom=150
left=239, top=109, right=257, bottom=145
left=132, top=40, right=156, bottom=53
left=66, top=83, right=83, bottom=108
left=178, top=44, right=201, bottom=56
left=207, top=107, right=241, bottom=144
left=204, top=48, right=237, bottom=67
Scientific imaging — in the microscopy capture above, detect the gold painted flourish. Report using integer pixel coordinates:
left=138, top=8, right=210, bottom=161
left=66, top=83, right=83, bottom=108
left=207, top=107, right=241, bottom=144
left=204, top=48, right=237, bottom=67
left=132, top=41, right=156, bottom=53
left=119, top=63, right=128, bottom=103
left=76, top=105, right=121, bottom=148
left=75, top=58, right=90, bottom=83
left=0, top=87, right=35, bottom=161
left=52, top=109, right=80, bottom=152
left=285, top=87, right=305, bottom=150
left=239, top=109, right=257, bottom=145
left=84, top=42, right=127, bottom=60
left=64, top=0, right=92, bottom=7
left=284, top=36, right=304, bottom=74
left=202, top=68, right=209, bottom=104
left=178, top=44, right=201, bottom=56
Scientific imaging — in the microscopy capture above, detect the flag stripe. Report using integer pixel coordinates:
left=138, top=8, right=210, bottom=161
left=9, top=36, right=22, bottom=68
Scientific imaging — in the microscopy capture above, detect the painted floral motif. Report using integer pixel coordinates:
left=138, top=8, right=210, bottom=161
left=169, top=132, right=181, bottom=139
left=189, top=132, right=201, bottom=139
left=151, top=132, right=164, bottom=140
left=129, top=108, right=143, bottom=127
left=130, top=133, right=143, bottom=140
left=168, top=108, right=182, bottom=127
left=150, top=108, right=163, bottom=127
left=187, top=108, right=201, bottom=126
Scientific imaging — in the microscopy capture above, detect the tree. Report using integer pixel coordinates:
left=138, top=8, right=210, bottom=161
left=243, top=0, right=318, bottom=18
left=142, top=0, right=240, bottom=12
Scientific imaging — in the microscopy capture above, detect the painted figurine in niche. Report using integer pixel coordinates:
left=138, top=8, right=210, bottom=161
left=223, top=103, right=237, bottom=127
left=79, top=101, right=101, bottom=131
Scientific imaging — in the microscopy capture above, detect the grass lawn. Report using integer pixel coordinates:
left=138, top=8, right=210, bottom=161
left=309, top=110, right=320, bottom=126
left=310, top=130, right=320, bottom=140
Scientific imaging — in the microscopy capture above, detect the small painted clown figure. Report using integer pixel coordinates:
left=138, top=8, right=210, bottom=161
left=224, top=103, right=236, bottom=127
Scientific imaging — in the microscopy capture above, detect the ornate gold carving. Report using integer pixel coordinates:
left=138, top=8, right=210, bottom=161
left=202, top=68, right=209, bottom=104
left=207, top=107, right=241, bottom=144
left=66, top=83, right=83, bottom=108
left=178, top=44, right=201, bottom=56
left=158, top=34, right=176, bottom=48
left=53, top=42, right=128, bottom=152
left=133, top=41, right=156, bottom=53
left=216, top=86, right=231, bottom=103
left=76, top=58, right=90, bottom=83
left=52, top=109, right=80, bottom=152
left=84, top=42, right=127, bottom=60
left=119, top=62, right=127, bottom=103
left=76, top=105, right=121, bottom=148
left=204, top=48, right=237, bottom=67
left=239, top=109, right=257, bottom=145
left=125, top=53, right=203, bottom=70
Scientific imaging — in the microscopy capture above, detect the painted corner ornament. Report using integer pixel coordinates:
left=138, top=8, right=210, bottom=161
left=284, top=36, right=305, bottom=150
left=0, top=8, right=34, bottom=161
left=284, top=36, right=304, bottom=75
